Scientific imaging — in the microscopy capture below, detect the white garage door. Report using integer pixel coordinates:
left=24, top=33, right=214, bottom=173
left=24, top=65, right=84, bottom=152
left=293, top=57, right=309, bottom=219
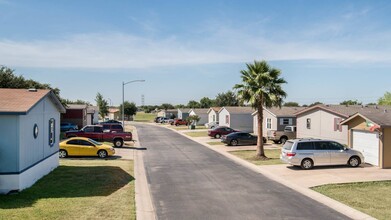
left=352, top=130, right=379, bottom=166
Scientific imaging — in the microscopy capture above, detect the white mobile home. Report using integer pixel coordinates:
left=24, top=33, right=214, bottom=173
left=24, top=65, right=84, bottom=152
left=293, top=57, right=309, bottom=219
left=0, top=89, right=65, bottom=194
left=218, top=107, right=254, bottom=132
left=177, top=108, right=191, bottom=120
left=189, top=108, right=209, bottom=125
left=207, top=107, right=221, bottom=124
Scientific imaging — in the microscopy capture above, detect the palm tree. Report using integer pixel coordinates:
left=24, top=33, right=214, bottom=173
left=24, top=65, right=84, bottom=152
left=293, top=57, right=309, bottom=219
left=234, top=60, right=287, bottom=159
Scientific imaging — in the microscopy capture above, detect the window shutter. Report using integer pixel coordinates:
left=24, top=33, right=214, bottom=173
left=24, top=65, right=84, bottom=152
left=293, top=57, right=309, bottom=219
left=338, top=118, right=343, bottom=132
left=279, top=118, right=283, bottom=125
left=289, top=119, right=292, bottom=125
left=334, top=118, right=338, bottom=131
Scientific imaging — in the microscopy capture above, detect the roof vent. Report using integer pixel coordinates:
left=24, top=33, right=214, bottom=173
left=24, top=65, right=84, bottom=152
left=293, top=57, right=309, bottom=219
left=28, top=88, right=37, bottom=92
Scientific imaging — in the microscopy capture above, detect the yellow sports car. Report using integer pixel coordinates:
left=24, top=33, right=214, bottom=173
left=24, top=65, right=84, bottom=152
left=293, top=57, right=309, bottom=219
left=59, top=137, right=115, bottom=158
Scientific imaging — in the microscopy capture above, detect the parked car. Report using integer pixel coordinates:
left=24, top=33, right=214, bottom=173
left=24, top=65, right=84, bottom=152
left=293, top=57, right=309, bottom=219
left=65, top=125, right=132, bottom=147
left=172, top=119, right=188, bottom=126
left=59, top=137, right=115, bottom=158
left=205, top=121, right=219, bottom=129
left=60, top=122, right=78, bottom=132
left=101, top=123, right=124, bottom=132
left=267, top=126, right=296, bottom=144
left=154, top=117, right=162, bottom=123
left=280, top=139, right=365, bottom=169
left=221, top=132, right=266, bottom=146
left=158, top=117, right=169, bottom=123
left=99, top=120, right=122, bottom=124
left=208, top=126, right=238, bottom=139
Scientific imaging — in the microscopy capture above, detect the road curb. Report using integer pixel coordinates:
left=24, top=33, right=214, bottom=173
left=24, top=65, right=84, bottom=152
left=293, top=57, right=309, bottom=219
left=162, top=124, right=375, bottom=220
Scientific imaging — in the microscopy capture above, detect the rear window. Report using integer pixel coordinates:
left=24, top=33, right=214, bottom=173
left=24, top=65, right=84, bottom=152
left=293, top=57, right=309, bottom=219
left=112, top=125, right=123, bottom=129
left=296, top=142, right=314, bottom=150
left=283, top=141, right=294, bottom=150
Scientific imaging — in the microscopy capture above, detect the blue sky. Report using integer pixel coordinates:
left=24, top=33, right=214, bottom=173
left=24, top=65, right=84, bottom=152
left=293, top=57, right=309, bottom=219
left=1, top=0, right=391, bottom=106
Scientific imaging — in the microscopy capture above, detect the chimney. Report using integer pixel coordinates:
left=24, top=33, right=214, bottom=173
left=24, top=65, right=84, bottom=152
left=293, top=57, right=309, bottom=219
left=28, top=88, right=37, bottom=92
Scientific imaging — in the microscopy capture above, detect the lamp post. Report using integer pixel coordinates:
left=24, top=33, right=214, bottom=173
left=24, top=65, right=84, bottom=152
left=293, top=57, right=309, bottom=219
left=122, top=80, right=145, bottom=125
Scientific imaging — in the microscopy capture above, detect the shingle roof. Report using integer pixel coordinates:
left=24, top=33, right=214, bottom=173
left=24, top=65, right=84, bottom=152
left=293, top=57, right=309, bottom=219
left=342, top=109, right=391, bottom=127
left=66, top=104, right=88, bottom=109
left=296, top=104, right=391, bottom=118
left=207, top=107, right=222, bottom=114
left=191, top=108, right=210, bottom=114
left=265, top=107, right=306, bottom=117
left=221, top=106, right=254, bottom=114
left=178, top=108, right=191, bottom=113
left=0, top=88, right=65, bottom=114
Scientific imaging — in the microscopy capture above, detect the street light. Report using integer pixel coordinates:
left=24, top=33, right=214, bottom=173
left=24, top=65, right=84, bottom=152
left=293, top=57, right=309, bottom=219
left=122, top=80, right=145, bottom=125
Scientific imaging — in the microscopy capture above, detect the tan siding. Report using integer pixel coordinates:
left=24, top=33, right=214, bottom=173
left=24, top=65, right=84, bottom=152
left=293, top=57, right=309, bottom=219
left=383, top=128, right=391, bottom=168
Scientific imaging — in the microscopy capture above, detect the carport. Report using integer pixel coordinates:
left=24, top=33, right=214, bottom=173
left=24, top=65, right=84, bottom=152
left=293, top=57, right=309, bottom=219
left=341, top=111, right=391, bottom=168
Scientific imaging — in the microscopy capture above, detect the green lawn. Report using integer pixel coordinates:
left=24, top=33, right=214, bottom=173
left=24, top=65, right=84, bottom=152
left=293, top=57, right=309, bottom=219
left=0, top=159, right=135, bottom=220
left=206, top=141, right=225, bottom=146
left=313, top=181, right=391, bottom=220
left=229, top=149, right=283, bottom=165
left=134, top=112, right=156, bottom=122
left=185, top=131, right=208, bottom=137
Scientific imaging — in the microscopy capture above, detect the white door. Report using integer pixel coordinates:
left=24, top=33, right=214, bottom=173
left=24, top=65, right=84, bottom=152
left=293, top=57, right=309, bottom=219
left=352, top=130, right=379, bottom=166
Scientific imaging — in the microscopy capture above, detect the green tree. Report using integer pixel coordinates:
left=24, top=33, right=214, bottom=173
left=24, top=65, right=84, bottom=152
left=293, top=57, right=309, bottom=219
left=309, top=101, right=323, bottom=107
left=187, top=100, right=200, bottom=108
left=340, top=100, right=362, bottom=105
left=160, top=103, right=174, bottom=110
left=378, top=92, right=391, bottom=105
left=283, top=102, right=300, bottom=107
left=64, top=99, right=91, bottom=105
left=215, top=91, right=239, bottom=107
left=120, top=101, right=138, bottom=120
left=95, top=93, right=109, bottom=119
left=186, top=115, right=200, bottom=126
left=199, top=97, right=215, bottom=108
left=174, top=104, right=186, bottom=109
left=234, top=60, right=287, bottom=159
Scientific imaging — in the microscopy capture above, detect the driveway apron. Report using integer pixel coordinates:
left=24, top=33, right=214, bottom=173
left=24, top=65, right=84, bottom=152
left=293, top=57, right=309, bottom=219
left=136, top=123, right=350, bottom=220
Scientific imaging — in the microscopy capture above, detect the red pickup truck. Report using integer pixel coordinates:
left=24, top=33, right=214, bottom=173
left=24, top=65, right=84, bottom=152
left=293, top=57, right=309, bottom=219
left=65, top=125, right=132, bottom=147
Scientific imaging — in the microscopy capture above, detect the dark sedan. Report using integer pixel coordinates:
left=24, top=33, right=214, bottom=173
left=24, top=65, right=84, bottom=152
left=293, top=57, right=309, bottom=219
left=208, top=126, right=238, bottom=139
left=221, top=132, right=266, bottom=146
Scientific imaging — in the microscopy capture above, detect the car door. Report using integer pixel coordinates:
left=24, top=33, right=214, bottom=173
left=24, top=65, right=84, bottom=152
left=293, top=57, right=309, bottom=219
left=78, top=140, right=97, bottom=156
left=328, top=142, right=349, bottom=165
left=313, top=141, right=331, bottom=165
left=65, top=139, right=81, bottom=156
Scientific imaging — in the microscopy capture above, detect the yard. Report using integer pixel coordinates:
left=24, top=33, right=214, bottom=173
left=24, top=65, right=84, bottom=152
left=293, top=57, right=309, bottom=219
left=206, top=141, right=225, bottom=146
left=313, top=181, right=391, bottom=220
left=0, top=159, right=135, bottom=220
left=172, top=125, right=206, bottom=131
left=185, top=131, right=209, bottom=137
left=134, top=112, right=156, bottom=122
left=229, top=149, right=283, bottom=165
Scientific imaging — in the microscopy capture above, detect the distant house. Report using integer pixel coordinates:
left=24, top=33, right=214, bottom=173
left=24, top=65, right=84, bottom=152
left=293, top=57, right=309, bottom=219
left=295, top=104, right=388, bottom=145
left=189, top=108, right=209, bottom=125
left=87, top=106, right=99, bottom=125
left=218, top=107, right=254, bottom=132
left=341, top=108, right=391, bottom=168
left=157, top=109, right=177, bottom=119
left=0, top=88, right=65, bottom=194
left=177, top=108, right=191, bottom=120
left=252, top=107, right=305, bottom=136
left=62, top=104, right=88, bottom=128
left=107, top=107, right=120, bottom=120
left=207, top=107, right=221, bottom=124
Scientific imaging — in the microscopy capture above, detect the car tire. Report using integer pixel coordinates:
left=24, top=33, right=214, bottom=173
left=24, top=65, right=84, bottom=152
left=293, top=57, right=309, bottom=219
left=301, top=158, right=314, bottom=170
left=98, top=150, right=108, bottom=158
left=280, top=137, right=288, bottom=144
left=348, top=156, right=361, bottom=167
left=59, top=150, right=68, bottom=158
left=211, top=126, right=215, bottom=129
left=113, top=139, right=124, bottom=147
left=273, top=140, right=279, bottom=144
left=214, top=134, right=221, bottom=139
left=263, top=137, right=267, bottom=144
left=175, top=124, right=178, bottom=126
left=230, top=139, right=238, bottom=146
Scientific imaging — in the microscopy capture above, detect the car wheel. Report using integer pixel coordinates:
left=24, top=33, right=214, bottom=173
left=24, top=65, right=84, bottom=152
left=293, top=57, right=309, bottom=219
left=98, top=150, right=108, bottom=158
left=59, top=150, right=68, bottom=158
left=301, top=158, right=314, bottom=170
left=214, top=134, right=221, bottom=139
left=175, top=124, right=178, bottom=126
left=113, top=139, right=124, bottom=147
left=263, top=137, right=267, bottom=143
left=230, top=139, right=238, bottom=146
left=348, top=156, right=361, bottom=167
left=211, top=126, right=215, bottom=129
left=273, top=140, right=279, bottom=144
left=280, top=137, right=288, bottom=144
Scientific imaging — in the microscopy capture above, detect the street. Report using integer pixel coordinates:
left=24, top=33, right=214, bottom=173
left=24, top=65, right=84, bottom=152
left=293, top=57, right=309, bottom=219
left=136, top=123, right=350, bottom=220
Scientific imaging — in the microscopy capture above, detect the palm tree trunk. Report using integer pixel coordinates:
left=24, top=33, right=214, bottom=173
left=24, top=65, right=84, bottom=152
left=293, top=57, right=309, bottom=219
left=256, top=97, right=266, bottom=158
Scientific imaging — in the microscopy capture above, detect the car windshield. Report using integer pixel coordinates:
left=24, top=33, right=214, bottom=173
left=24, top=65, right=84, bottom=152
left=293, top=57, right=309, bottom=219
left=283, top=141, right=294, bottom=150
left=88, top=139, right=102, bottom=146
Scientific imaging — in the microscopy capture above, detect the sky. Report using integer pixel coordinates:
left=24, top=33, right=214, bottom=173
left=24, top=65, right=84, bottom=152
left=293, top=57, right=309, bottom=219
left=1, top=0, right=391, bottom=106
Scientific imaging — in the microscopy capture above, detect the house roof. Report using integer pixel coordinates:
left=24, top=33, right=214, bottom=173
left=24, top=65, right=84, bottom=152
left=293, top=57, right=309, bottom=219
left=190, top=108, right=210, bottom=114
left=66, top=104, right=88, bottom=109
left=295, top=104, right=391, bottom=118
left=219, top=106, right=254, bottom=114
left=178, top=108, right=191, bottom=113
left=87, top=106, right=99, bottom=114
left=0, top=88, right=66, bottom=114
left=341, top=110, right=391, bottom=127
left=252, top=106, right=306, bottom=117
left=207, top=107, right=222, bottom=114
left=108, top=108, right=119, bottom=113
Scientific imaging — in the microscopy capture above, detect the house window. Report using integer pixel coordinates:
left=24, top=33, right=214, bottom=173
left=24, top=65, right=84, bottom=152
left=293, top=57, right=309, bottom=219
left=266, top=118, right=272, bottom=129
left=280, top=118, right=292, bottom=125
left=306, top=118, right=311, bottom=129
left=33, top=124, right=39, bottom=139
left=225, top=115, right=230, bottom=124
left=49, top=118, right=55, bottom=146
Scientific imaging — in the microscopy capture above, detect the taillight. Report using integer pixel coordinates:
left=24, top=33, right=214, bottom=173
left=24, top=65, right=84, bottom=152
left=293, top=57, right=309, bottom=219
left=286, top=152, right=296, bottom=157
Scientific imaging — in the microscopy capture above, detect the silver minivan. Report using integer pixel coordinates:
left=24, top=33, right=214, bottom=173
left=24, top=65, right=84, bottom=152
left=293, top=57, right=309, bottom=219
left=280, top=139, right=365, bottom=169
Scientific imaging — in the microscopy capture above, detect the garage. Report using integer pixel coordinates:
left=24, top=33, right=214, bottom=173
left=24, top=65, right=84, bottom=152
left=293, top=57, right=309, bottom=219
left=352, top=130, right=379, bottom=166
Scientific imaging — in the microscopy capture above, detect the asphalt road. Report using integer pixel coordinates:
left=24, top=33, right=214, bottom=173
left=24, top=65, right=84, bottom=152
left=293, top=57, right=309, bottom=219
left=136, top=123, right=350, bottom=220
